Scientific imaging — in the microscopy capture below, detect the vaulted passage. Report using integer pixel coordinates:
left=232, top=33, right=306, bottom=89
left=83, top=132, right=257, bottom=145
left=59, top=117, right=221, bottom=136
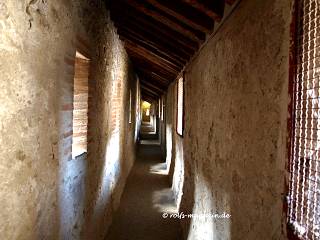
left=1, top=0, right=319, bottom=240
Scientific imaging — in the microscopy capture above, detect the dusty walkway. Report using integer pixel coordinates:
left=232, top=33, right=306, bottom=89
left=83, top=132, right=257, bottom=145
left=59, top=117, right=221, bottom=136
left=105, top=142, right=181, bottom=240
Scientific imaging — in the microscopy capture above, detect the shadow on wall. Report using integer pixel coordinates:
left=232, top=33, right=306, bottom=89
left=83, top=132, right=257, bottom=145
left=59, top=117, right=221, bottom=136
left=174, top=90, right=233, bottom=239
left=0, top=0, right=139, bottom=239
left=58, top=13, right=140, bottom=239
left=79, top=27, right=114, bottom=239
left=59, top=48, right=92, bottom=239
left=177, top=0, right=291, bottom=239
left=80, top=53, right=139, bottom=240
left=166, top=83, right=185, bottom=209
left=59, top=153, right=87, bottom=239
left=164, top=82, right=195, bottom=239
left=165, top=86, right=175, bottom=183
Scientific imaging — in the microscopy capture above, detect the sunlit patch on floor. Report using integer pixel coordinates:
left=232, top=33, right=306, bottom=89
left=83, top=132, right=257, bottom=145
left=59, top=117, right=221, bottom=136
left=140, top=139, right=160, bottom=145
left=152, top=188, right=178, bottom=214
left=150, top=162, right=168, bottom=175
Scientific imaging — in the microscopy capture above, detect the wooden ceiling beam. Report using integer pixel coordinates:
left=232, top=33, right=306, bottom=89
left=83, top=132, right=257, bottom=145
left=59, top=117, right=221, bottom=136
left=117, top=28, right=189, bottom=64
left=141, top=88, right=159, bottom=98
left=226, top=0, right=236, bottom=4
left=129, top=13, right=198, bottom=52
left=142, top=95, right=157, bottom=103
left=140, top=79, right=167, bottom=92
left=108, top=0, right=230, bottom=91
left=141, top=83, right=165, bottom=95
left=127, top=50, right=179, bottom=75
left=138, top=70, right=171, bottom=87
left=182, top=0, right=224, bottom=21
left=141, top=93, right=158, bottom=103
left=123, top=37, right=184, bottom=69
left=119, top=34, right=186, bottom=67
left=139, top=72, right=172, bottom=88
left=125, top=0, right=205, bottom=42
left=141, top=76, right=170, bottom=88
left=112, top=7, right=198, bottom=54
left=141, top=85, right=162, bottom=96
left=136, top=66, right=173, bottom=85
left=116, top=25, right=193, bottom=60
left=124, top=42, right=180, bottom=75
left=140, top=76, right=167, bottom=89
left=131, top=56, right=175, bottom=81
left=148, top=72, right=173, bottom=84
left=145, top=0, right=214, bottom=33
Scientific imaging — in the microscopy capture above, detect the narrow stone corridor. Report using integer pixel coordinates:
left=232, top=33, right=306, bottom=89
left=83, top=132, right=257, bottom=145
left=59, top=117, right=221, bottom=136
left=106, top=140, right=181, bottom=240
left=2, top=0, right=318, bottom=239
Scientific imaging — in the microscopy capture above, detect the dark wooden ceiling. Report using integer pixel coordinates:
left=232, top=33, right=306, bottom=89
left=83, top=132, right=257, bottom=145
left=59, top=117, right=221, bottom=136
left=107, top=0, right=235, bottom=99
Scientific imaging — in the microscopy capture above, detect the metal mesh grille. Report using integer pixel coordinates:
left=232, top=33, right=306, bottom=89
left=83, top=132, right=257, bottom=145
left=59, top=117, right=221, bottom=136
left=288, top=1, right=320, bottom=239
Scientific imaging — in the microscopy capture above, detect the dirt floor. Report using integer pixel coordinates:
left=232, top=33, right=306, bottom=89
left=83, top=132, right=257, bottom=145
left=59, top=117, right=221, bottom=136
left=105, top=141, right=182, bottom=240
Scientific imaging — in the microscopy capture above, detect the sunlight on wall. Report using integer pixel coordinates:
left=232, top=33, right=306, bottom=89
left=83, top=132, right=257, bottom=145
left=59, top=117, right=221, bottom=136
left=165, top=124, right=173, bottom=174
left=172, top=140, right=184, bottom=209
left=59, top=153, right=86, bottom=239
left=84, top=43, right=129, bottom=237
left=91, top=54, right=124, bottom=218
left=93, top=134, right=121, bottom=216
left=187, top=175, right=231, bottom=240
left=134, top=79, right=141, bottom=141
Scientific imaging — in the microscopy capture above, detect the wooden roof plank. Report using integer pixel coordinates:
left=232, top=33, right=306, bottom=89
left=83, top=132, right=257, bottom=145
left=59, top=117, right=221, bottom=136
left=125, top=42, right=180, bottom=74
left=141, top=85, right=162, bottom=96
left=112, top=6, right=199, bottom=53
left=145, top=0, right=214, bottom=33
left=136, top=66, right=173, bottom=85
left=125, top=0, right=205, bottom=42
left=140, top=79, right=167, bottom=92
left=226, top=0, right=236, bottom=5
left=116, top=24, right=194, bottom=59
left=108, top=0, right=226, bottom=89
left=142, top=96, right=157, bottom=103
left=119, top=34, right=186, bottom=67
left=131, top=56, right=176, bottom=80
left=141, top=88, right=159, bottom=98
left=182, top=0, right=224, bottom=21
left=117, top=28, right=190, bottom=63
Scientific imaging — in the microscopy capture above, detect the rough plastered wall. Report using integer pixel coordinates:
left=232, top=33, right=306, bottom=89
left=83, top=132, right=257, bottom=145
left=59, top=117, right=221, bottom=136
left=166, top=86, right=175, bottom=180
left=82, top=24, right=140, bottom=239
left=178, top=0, right=292, bottom=239
left=160, top=95, right=167, bottom=159
left=166, top=83, right=185, bottom=206
left=0, top=0, right=139, bottom=239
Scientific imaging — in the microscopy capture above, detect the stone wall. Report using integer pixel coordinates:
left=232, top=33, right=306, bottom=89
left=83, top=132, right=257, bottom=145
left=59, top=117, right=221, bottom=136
left=82, top=15, right=140, bottom=238
left=169, top=0, right=292, bottom=239
left=160, top=95, right=167, bottom=159
left=166, top=83, right=185, bottom=206
left=0, top=0, right=139, bottom=239
left=165, top=84, right=175, bottom=181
